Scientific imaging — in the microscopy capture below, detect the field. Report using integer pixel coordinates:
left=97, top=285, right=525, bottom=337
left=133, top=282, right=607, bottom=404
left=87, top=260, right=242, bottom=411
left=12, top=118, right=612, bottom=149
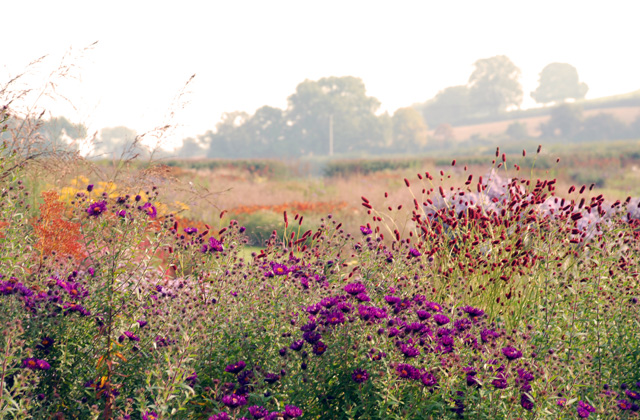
left=2, top=129, right=640, bottom=419
left=433, top=106, right=640, bottom=141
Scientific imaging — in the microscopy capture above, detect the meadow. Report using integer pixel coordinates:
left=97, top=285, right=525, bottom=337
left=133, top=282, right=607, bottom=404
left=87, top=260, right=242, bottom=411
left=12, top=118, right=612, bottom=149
left=2, top=118, right=640, bottom=419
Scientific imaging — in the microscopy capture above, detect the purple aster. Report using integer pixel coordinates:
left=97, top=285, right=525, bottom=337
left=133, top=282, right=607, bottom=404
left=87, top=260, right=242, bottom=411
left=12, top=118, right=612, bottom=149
left=344, top=282, right=366, bottom=295
left=290, top=340, right=304, bottom=351
left=137, top=319, right=148, bottom=328
left=312, top=341, right=327, bottom=355
left=300, top=321, right=317, bottom=332
left=433, top=314, right=450, bottom=325
left=355, top=292, right=371, bottom=302
left=492, top=374, right=508, bottom=389
left=421, top=372, right=438, bottom=387
left=396, top=363, right=419, bottom=380
left=577, top=400, right=596, bottom=417
left=352, top=368, right=369, bottom=383
left=22, top=358, right=39, bottom=370
left=481, top=328, right=499, bottom=342
left=306, top=303, right=321, bottom=314
left=271, top=263, right=289, bottom=276
left=248, top=406, right=269, bottom=419
left=87, top=184, right=94, bottom=192
left=462, top=305, right=485, bottom=319
left=37, top=336, right=55, bottom=350
left=405, top=322, right=426, bottom=333
left=184, top=227, right=198, bottom=234
left=87, top=201, right=107, bottom=217
left=408, top=248, right=421, bottom=257
left=325, top=311, right=345, bottom=325
left=142, top=412, right=158, bottom=420
left=502, top=346, right=523, bottom=360
left=400, top=344, right=420, bottom=358
left=425, top=301, right=443, bottom=312
left=619, top=400, right=633, bottom=410
left=284, top=405, right=303, bottom=418
left=520, top=394, right=534, bottom=411
left=303, top=331, right=322, bottom=344
left=320, top=296, right=339, bottom=308
left=384, top=295, right=401, bottom=305
left=208, top=237, right=224, bottom=252
left=123, top=331, right=140, bottom=342
left=186, top=371, right=198, bottom=386
left=225, top=360, right=246, bottom=374
left=209, top=413, right=229, bottom=420
left=416, top=309, right=431, bottom=320
left=454, top=318, right=472, bottom=332
left=360, top=225, right=372, bottom=235
left=142, top=202, right=157, bottom=218
left=557, top=398, right=567, bottom=407
left=222, top=394, right=247, bottom=408
left=626, top=390, right=640, bottom=400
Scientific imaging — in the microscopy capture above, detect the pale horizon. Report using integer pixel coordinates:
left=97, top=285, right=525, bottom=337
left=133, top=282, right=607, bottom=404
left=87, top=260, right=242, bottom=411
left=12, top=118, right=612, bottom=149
left=3, top=0, right=639, bottom=147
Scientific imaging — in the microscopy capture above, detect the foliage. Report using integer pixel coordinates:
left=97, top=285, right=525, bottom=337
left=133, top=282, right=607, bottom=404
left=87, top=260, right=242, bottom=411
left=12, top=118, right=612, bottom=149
left=391, top=107, right=428, bottom=151
left=531, top=63, right=589, bottom=105
left=468, top=55, right=523, bottom=115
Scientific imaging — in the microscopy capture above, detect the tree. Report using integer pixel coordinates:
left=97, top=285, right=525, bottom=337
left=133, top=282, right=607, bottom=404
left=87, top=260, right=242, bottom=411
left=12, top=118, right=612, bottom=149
left=531, top=63, right=588, bottom=105
left=420, top=85, right=471, bottom=126
left=433, top=123, right=455, bottom=145
left=95, top=126, right=138, bottom=158
left=539, top=104, right=583, bottom=139
left=468, top=55, right=523, bottom=115
left=391, top=107, right=428, bottom=151
left=505, top=121, right=529, bottom=140
left=242, top=106, right=287, bottom=156
left=576, top=113, right=627, bottom=141
left=286, top=76, right=385, bottom=155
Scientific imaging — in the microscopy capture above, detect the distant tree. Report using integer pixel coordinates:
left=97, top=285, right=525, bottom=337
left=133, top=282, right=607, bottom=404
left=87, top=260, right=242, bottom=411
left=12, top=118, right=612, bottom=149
left=576, top=113, right=627, bottom=141
left=206, top=111, right=251, bottom=158
left=95, top=126, right=138, bottom=158
left=243, top=106, right=287, bottom=156
left=531, top=63, right=588, bottom=105
left=630, top=116, right=640, bottom=138
left=505, top=121, right=529, bottom=140
left=468, top=55, right=523, bottom=116
left=175, top=137, right=205, bottom=158
left=39, top=116, right=88, bottom=152
left=420, top=85, right=472, bottom=126
left=539, top=104, right=583, bottom=139
left=391, top=107, right=428, bottom=151
left=286, top=76, right=385, bottom=155
left=433, top=123, right=455, bottom=145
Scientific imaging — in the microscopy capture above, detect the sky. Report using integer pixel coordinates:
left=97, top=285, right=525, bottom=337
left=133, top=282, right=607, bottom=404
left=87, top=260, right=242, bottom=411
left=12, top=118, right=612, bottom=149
left=2, top=0, right=639, bottom=147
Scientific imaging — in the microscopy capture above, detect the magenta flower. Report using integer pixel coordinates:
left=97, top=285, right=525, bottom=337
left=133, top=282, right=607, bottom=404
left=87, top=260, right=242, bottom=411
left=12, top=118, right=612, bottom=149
left=222, top=394, right=247, bottom=408
left=408, top=248, right=421, bottom=257
left=284, top=405, right=303, bottom=418
left=433, top=314, right=450, bottom=325
left=87, top=201, right=107, bottom=217
left=184, top=227, right=198, bottom=234
left=271, top=263, right=289, bottom=276
left=344, top=282, right=366, bottom=295
left=576, top=400, right=596, bottom=418
left=396, top=363, right=419, bottom=380
left=142, top=202, right=157, bottom=218
left=123, top=331, right=140, bottom=342
left=312, top=341, right=327, bottom=355
left=502, top=346, right=523, bottom=360
left=360, top=225, right=372, bottom=235
left=225, top=360, right=246, bottom=374
left=352, top=368, right=369, bottom=383
left=248, top=406, right=269, bottom=418
left=421, top=372, right=438, bottom=387
left=142, top=412, right=158, bottom=420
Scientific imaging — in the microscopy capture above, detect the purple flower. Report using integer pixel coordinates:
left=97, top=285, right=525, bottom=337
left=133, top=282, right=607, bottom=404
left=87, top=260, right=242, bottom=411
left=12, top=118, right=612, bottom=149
left=619, top=400, right=633, bottom=410
left=290, top=340, right=304, bottom=351
left=142, top=202, right=157, bottom=218
left=360, top=225, right=372, bottom=235
left=186, top=371, right=198, bottom=386
left=481, top=329, right=499, bottom=343
left=345, top=282, right=366, bottom=295
left=248, top=406, right=269, bottom=419
left=492, top=374, right=508, bottom=389
left=325, top=311, right=345, bottom=325
left=557, top=398, right=567, bottom=407
left=142, top=412, right=158, bottom=420
left=462, top=305, right=485, bottom=319
left=222, top=394, right=247, bottom=408
left=355, top=292, right=370, bottom=302
left=207, top=237, right=224, bottom=252
left=37, top=336, right=55, bottom=350
left=87, top=201, right=107, bottom=217
left=320, top=296, right=339, bottom=308
left=396, top=363, right=419, bottom=380
left=520, top=394, right=534, bottom=411
left=421, top=372, right=438, bottom=387
left=433, top=314, right=450, bottom=325
left=209, top=413, right=229, bottom=420
left=87, top=184, right=94, bottom=192
left=271, top=263, right=289, bottom=276
left=137, top=320, right=148, bottom=328
left=400, top=344, right=420, bottom=358
left=184, top=227, right=198, bottom=235
left=577, top=400, right=596, bottom=417
left=626, top=390, right=640, bottom=400
left=123, top=331, right=140, bottom=342
left=225, top=360, right=246, bottom=374
left=454, top=318, right=472, bottom=332
left=284, top=405, right=303, bottom=418
left=408, top=248, right=421, bottom=257
left=416, top=310, right=431, bottom=320
left=502, top=346, right=523, bottom=360
left=352, top=368, right=369, bottom=383
left=425, top=301, right=443, bottom=312
left=312, top=341, right=327, bottom=355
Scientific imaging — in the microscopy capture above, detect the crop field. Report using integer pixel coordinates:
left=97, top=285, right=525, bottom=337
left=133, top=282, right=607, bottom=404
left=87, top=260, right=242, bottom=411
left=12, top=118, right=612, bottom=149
left=2, top=124, right=640, bottom=419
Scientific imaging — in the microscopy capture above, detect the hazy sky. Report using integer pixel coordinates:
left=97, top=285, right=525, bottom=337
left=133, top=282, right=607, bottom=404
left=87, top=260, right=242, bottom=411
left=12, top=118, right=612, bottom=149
left=3, top=0, right=638, bottom=145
